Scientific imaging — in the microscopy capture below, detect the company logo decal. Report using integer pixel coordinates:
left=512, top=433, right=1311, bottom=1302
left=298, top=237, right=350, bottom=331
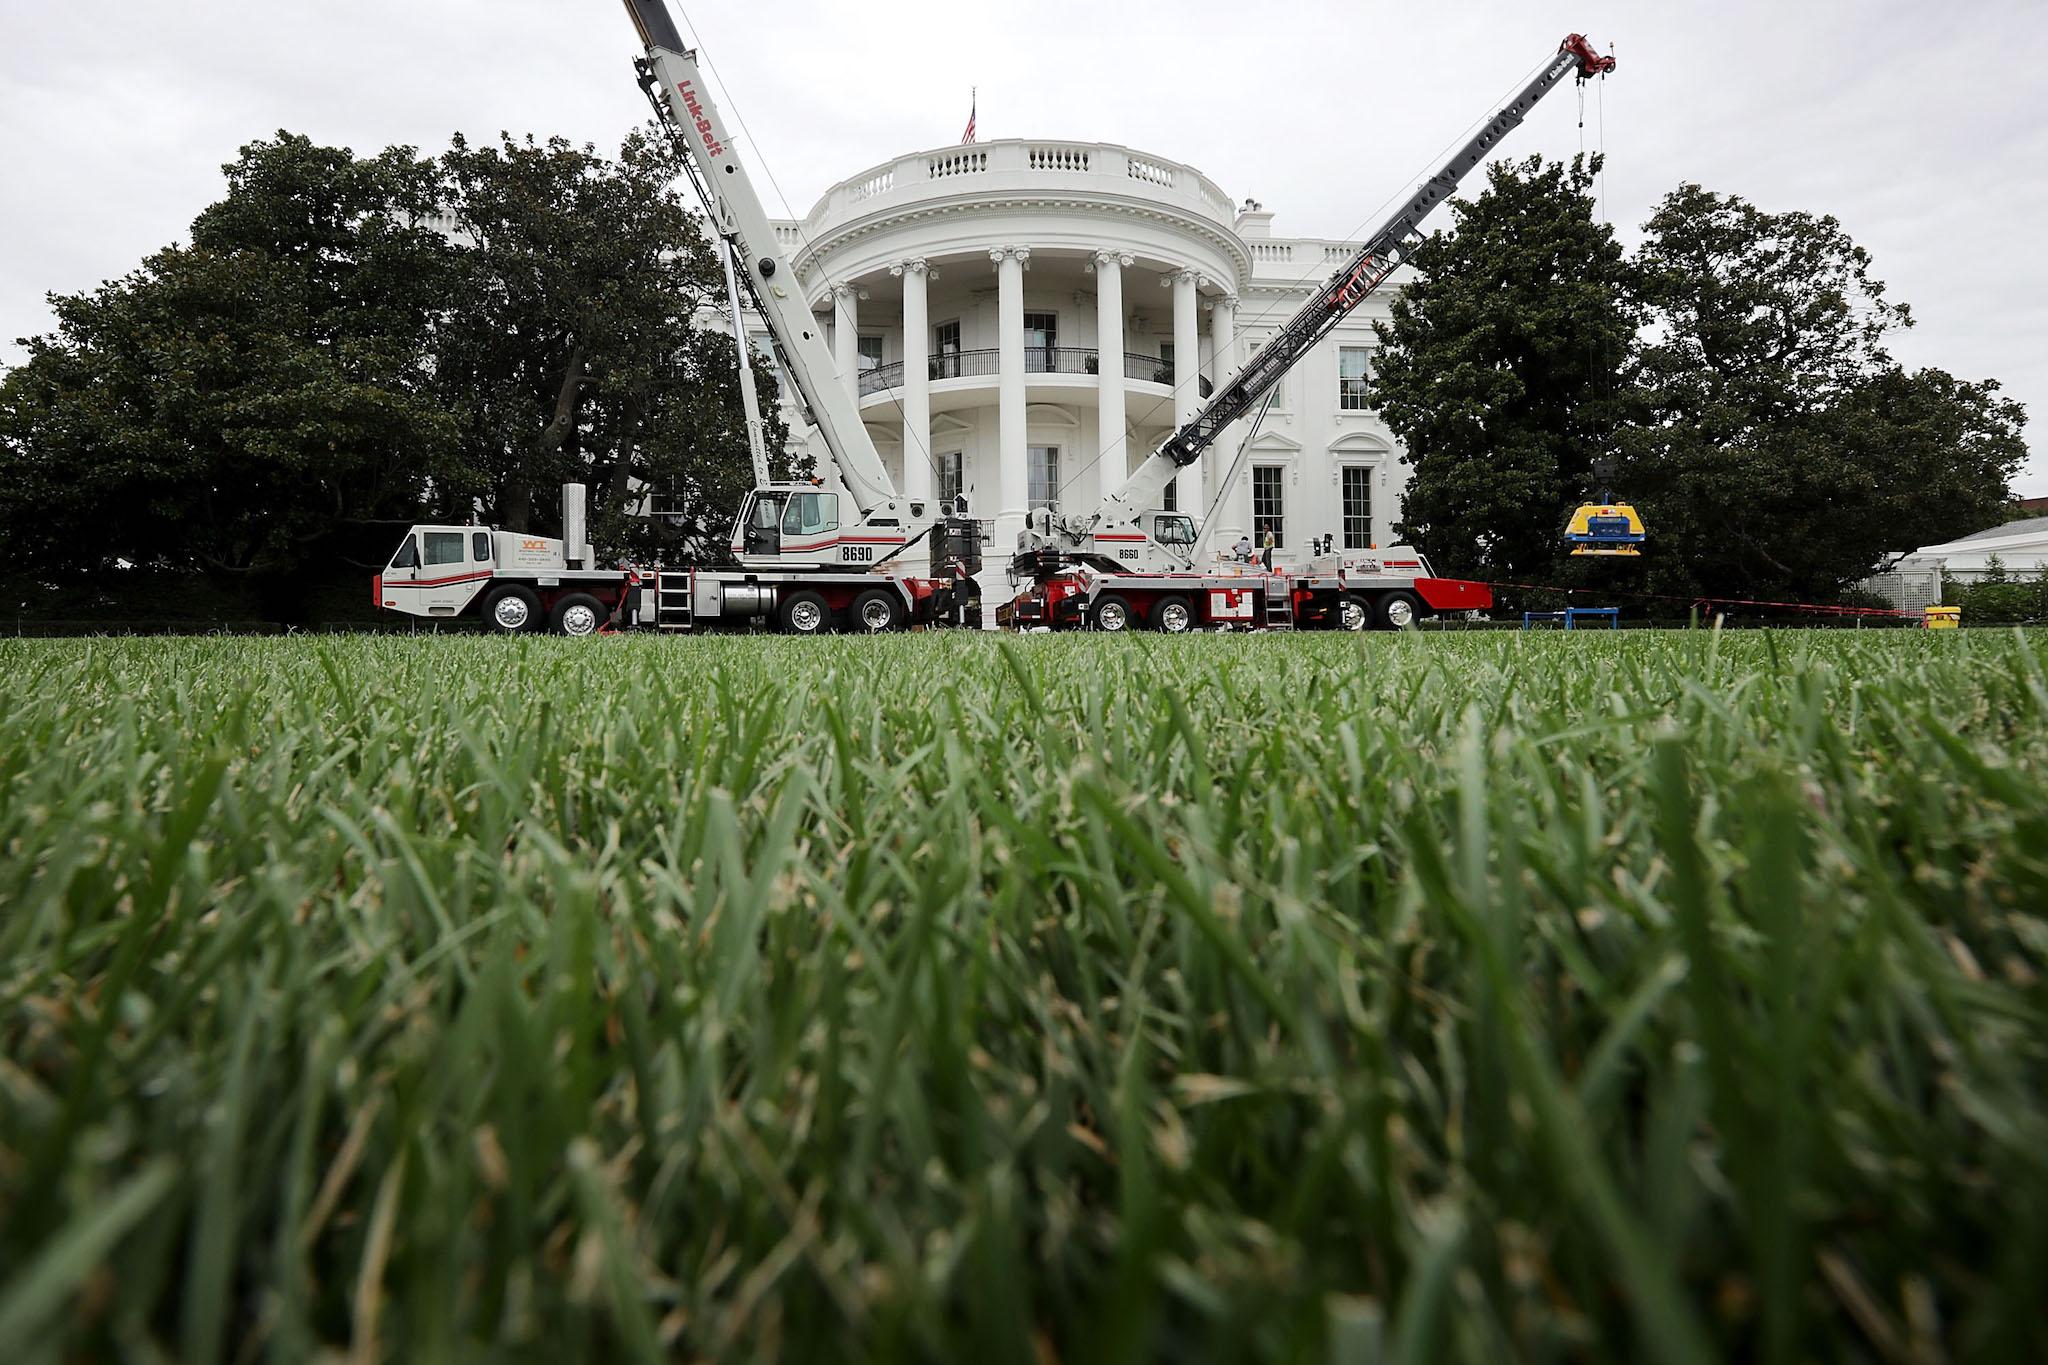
left=521, top=538, right=547, bottom=551
left=678, top=81, right=725, bottom=157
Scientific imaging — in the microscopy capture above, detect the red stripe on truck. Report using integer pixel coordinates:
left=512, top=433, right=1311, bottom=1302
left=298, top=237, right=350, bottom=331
left=380, top=570, right=496, bottom=589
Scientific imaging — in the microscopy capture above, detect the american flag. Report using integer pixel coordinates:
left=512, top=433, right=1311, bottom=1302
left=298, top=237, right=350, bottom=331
left=961, top=89, right=976, bottom=144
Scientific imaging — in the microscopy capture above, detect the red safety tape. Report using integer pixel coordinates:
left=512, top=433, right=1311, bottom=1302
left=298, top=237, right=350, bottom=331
left=1472, top=579, right=1920, bottom=620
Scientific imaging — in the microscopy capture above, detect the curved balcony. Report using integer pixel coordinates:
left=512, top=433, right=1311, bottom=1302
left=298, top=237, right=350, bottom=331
left=858, top=348, right=1201, bottom=398
left=789, top=140, right=1244, bottom=276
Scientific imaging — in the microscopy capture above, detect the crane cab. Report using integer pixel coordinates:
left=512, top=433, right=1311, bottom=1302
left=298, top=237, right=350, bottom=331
left=1564, top=502, right=1646, bottom=556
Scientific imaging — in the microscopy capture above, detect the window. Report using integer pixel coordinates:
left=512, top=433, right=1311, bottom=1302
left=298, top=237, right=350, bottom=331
left=1028, top=445, right=1060, bottom=511
left=423, top=531, right=465, bottom=567
left=1154, top=514, right=1195, bottom=546
left=939, top=452, right=964, bottom=507
left=858, top=335, right=884, bottom=372
left=1341, top=466, right=1373, bottom=549
left=1252, top=466, right=1285, bottom=548
left=472, top=531, right=492, bottom=561
left=1161, top=477, right=1177, bottom=512
left=781, top=491, right=840, bottom=536
left=389, top=536, right=419, bottom=570
left=749, top=495, right=783, bottom=529
left=935, top=320, right=962, bottom=378
left=1024, top=312, right=1058, bottom=372
left=1339, top=345, right=1372, bottom=411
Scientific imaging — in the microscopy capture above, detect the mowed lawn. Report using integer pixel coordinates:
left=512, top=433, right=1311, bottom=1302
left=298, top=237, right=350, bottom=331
left=2, top=630, right=2045, bottom=1363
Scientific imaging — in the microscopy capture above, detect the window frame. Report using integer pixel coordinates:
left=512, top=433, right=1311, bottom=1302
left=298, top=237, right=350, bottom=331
left=1023, top=311, right=1058, bottom=373
left=1027, top=444, right=1061, bottom=512
left=1252, top=465, right=1286, bottom=549
left=1341, top=465, right=1374, bottom=550
left=857, top=334, right=885, bottom=372
left=780, top=491, right=841, bottom=537
left=934, top=320, right=963, bottom=379
left=1338, top=344, right=1373, bottom=412
left=471, top=531, right=493, bottom=562
left=423, top=530, right=466, bottom=568
left=938, top=451, right=964, bottom=507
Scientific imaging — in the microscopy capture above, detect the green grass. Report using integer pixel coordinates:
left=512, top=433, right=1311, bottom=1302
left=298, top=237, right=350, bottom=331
left=2, top=630, right=2045, bottom=1363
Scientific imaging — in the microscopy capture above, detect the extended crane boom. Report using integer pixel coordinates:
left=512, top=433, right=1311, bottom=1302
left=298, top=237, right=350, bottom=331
left=1032, top=34, right=1615, bottom=570
left=627, top=3, right=893, bottom=513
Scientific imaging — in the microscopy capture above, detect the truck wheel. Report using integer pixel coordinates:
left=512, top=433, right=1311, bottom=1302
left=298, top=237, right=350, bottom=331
left=1376, top=590, right=1423, bottom=631
left=778, top=590, right=831, bottom=636
left=1151, top=594, right=1194, bottom=634
left=848, top=588, right=902, bottom=633
left=483, top=585, right=543, bottom=634
left=1091, top=595, right=1133, bottom=633
left=1338, top=594, right=1370, bottom=632
left=550, top=592, right=607, bottom=638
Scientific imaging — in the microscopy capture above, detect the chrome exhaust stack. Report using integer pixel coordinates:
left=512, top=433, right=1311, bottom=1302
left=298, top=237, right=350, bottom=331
left=563, top=483, right=589, bottom=568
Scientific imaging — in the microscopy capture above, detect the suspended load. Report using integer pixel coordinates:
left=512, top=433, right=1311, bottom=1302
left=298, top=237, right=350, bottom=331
left=1564, top=501, right=1646, bottom=556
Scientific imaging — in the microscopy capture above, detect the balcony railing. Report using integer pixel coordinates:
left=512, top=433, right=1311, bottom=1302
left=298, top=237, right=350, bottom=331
left=858, top=348, right=1182, bottom=397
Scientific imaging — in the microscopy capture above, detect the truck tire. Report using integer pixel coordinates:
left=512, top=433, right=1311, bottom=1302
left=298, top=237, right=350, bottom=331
left=1376, top=590, right=1423, bottom=631
left=482, top=584, right=544, bottom=634
left=778, top=590, right=831, bottom=636
left=549, top=592, right=607, bottom=638
left=1151, top=594, right=1195, bottom=634
left=847, top=588, right=902, bottom=633
left=1337, top=593, right=1370, bottom=632
left=1091, top=594, right=1134, bottom=633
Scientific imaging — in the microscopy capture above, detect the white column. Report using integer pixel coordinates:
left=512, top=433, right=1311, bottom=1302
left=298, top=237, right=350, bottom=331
left=832, top=281, right=864, bottom=406
left=893, top=259, right=933, bottom=501
left=1168, top=269, right=1204, bottom=514
left=1092, top=251, right=1132, bottom=504
left=1210, top=293, right=1244, bottom=541
left=993, top=246, right=1030, bottom=528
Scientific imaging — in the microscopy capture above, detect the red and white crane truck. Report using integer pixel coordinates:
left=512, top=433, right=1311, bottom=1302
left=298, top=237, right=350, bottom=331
left=376, top=0, right=985, bottom=635
left=1004, top=34, right=1617, bottom=631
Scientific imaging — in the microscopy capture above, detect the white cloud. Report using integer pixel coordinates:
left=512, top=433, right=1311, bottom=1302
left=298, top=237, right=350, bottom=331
left=3, top=0, right=2039, bottom=489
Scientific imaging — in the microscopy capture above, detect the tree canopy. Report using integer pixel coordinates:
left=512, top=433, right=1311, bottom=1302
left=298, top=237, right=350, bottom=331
left=1372, top=165, right=2027, bottom=603
left=0, top=128, right=788, bottom=616
left=1371, top=155, right=1636, bottom=583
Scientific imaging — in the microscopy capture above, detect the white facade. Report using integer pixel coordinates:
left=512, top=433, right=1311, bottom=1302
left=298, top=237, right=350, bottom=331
left=750, top=138, right=1412, bottom=569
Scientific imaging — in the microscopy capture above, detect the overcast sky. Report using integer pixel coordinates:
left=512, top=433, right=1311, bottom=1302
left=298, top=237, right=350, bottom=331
left=4, top=0, right=2042, bottom=491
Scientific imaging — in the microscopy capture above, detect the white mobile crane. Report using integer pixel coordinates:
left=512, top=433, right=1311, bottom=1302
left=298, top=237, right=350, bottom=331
left=376, top=0, right=983, bottom=635
left=1007, top=34, right=1617, bottom=632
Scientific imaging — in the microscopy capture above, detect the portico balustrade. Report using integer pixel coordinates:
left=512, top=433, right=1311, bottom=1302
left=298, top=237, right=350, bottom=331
left=857, top=349, right=1175, bottom=397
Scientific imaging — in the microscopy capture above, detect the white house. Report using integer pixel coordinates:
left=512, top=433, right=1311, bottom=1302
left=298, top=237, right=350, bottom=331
left=747, top=138, right=1411, bottom=572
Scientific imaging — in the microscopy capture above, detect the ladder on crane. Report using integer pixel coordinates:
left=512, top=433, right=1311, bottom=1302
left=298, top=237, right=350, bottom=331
left=654, top=571, right=695, bottom=630
left=1262, top=580, right=1294, bottom=630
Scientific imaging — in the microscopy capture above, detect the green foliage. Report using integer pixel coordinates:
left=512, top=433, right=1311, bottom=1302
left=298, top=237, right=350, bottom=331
left=1371, top=155, right=1636, bottom=582
left=434, top=131, right=793, bottom=554
left=1627, top=185, right=2025, bottom=600
left=3, top=632, right=2046, bottom=1362
left=0, top=135, right=462, bottom=579
left=1374, top=171, right=2026, bottom=603
left=1942, top=559, right=2048, bottom=623
left=0, top=129, right=788, bottom=608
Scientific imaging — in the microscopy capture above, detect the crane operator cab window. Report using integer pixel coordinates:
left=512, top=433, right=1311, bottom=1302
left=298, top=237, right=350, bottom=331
left=1152, top=513, right=1196, bottom=548
left=423, top=531, right=466, bottom=567
left=781, top=491, right=840, bottom=541
left=743, top=493, right=784, bottom=556
left=388, top=536, right=420, bottom=571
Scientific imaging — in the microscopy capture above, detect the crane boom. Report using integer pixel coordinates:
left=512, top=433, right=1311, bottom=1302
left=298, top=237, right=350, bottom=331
left=624, top=0, right=898, bottom=516
left=1066, top=34, right=1616, bottom=551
